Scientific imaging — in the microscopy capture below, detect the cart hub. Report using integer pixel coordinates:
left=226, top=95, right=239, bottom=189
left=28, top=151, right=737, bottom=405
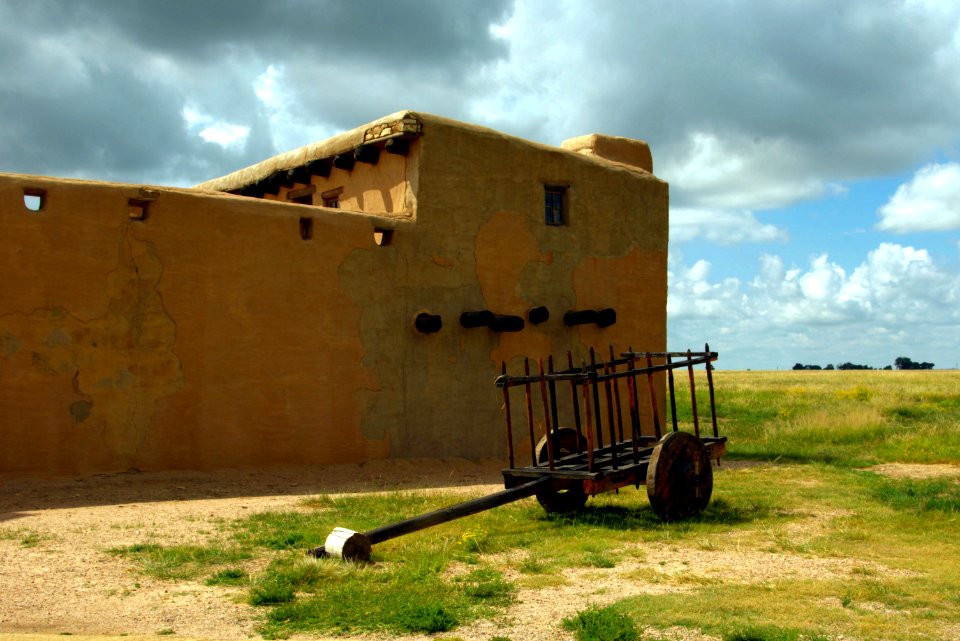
left=324, top=527, right=372, bottom=562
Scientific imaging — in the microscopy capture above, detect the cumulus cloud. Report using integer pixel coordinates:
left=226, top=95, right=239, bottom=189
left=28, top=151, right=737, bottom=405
left=659, top=132, right=840, bottom=210
left=3, top=0, right=958, bottom=197
left=669, top=243, right=960, bottom=368
left=877, top=162, right=960, bottom=232
left=474, top=1, right=960, bottom=211
left=0, top=0, right=511, bottom=184
left=671, top=208, right=788, bottom=245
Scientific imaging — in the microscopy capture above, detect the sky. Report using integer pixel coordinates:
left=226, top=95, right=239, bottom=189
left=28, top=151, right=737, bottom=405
left=1, top=0, right=958, bottom=370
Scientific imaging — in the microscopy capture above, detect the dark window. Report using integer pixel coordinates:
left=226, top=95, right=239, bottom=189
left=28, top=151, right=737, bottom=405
left=373, top=228, right=393, bottom=246
left=545, top=186, right=566, bottom=225
left=322, top=187, right=343, bottom=209
left=299, top=217, right=313, bottom=240
left=128, top=199, right=149, bottom=221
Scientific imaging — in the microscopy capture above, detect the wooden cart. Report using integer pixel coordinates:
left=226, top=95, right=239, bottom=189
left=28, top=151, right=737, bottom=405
left=311, top=345, right=725, bottom=562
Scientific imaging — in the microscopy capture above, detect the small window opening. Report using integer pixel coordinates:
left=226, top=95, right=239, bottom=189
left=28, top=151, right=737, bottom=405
left=545, top=186, right=566, bottom=226
left=299, top=217, right=313, bottom=240
left=128, top=199, right=149, bottom=221
left=322, top=187, right=343, bottom=209
left=23, top=189, right=45, bottom=212
left=373, top=228, right=393, bottom=246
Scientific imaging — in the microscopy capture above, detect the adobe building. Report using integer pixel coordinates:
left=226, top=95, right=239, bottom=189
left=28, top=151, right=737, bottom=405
left=0, top=111, right=668, bottom=477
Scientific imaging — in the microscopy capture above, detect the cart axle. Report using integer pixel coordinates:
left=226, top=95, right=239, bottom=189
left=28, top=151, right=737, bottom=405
left=309, top=476, right=551, bottom=562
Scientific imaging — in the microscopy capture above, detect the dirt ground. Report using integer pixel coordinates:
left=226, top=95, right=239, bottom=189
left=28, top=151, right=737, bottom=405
left=2, top=460, right=957, bottom=641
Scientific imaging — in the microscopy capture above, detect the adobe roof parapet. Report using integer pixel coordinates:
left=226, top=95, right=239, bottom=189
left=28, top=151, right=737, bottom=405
left=195, top=110, right=424, bottom=194
left=195, top=111, right=659, bottom=198
left=560, top=134, right=653, bottom=173
left=363, top=116, right=423, bottom=143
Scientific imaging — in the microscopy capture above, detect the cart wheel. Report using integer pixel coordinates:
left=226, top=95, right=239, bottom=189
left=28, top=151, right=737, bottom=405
left=534, top=428, right=588, bottom=514
left=646, top=431, right=713, bottom=521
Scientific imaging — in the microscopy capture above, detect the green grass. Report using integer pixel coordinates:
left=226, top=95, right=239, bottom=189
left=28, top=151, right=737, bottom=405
left=106, top=370, right=960, bottom=640
left=0, top=528, right=46, bottom=547
left=724, top=625, right=829, bottom=641
left=690, top=370, right=960, bottom=466
left=254, top=552, right=495, bottom=636
left=562, top=604, right=638, bottom=641
left=866, top=475, right=960, bottom=513
left=107, top=543, right=251, bottom=580
left=205, top=567, right=248, bottom=586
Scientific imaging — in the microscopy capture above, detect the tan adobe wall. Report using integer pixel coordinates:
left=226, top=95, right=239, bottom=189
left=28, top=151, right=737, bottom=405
left=344, top=116, right=668, bottom=460
left=0, top=177, right=395, bottom=475
left=0, top=115, right=667, bottom=477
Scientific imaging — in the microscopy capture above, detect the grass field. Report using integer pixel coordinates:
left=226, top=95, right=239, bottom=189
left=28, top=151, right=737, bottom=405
left=111, top=369, right=960, bottom=641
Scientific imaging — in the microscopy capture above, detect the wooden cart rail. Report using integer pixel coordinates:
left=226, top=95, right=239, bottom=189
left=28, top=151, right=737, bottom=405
left=496, top=345, right=721, bottom=473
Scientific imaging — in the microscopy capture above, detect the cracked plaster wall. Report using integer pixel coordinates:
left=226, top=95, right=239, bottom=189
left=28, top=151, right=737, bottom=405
left=1, top=176, right=387, bottom=475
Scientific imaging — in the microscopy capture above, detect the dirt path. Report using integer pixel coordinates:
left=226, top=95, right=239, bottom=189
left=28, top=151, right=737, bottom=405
left=0, top=459, right=508, bottom=640
left=3, top=460, right=951, bottom=641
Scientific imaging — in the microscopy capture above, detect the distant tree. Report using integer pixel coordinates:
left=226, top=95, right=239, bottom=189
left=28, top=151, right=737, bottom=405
left=895, top=356, right=934, bottom=370
left=883, top=365, right=893, bottom=370
left=792, top=363, right=805, bottom=370
left=825, top=364, right=835, bottom=370
left=838, top=362, right=873, bottom=370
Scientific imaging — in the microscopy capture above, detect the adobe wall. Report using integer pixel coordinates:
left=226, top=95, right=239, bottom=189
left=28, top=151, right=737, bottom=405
left=341, top=117, right=668, bottom=460
left=0, top=177, right=396, bottom=475
left=0, top=119, right=667, bottom=477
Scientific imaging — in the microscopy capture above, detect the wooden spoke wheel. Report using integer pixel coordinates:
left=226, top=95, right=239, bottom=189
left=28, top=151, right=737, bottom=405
left=534, top=428, right=588, bottom=514
left=646, top=431, right=713, bottom=521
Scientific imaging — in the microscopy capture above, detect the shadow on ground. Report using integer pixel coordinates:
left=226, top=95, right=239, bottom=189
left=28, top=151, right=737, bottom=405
left=0, top=458, right=506, bottom=516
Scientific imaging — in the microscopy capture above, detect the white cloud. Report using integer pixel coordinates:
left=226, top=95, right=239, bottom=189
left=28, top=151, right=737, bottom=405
left=667, top=259, right=743, bottom=319
left=877, top=162, right=960, bottom=232
left=181, top=106, right=250, bottom=149
left=671, top=208, right=787, bottom=245
left=660, top=131, right=835, bottom=210
left=198, top=123, right=250, bottom=148
left=252, top=64, right=349, bottom=152
left=669, top=243, right=960, bottom=368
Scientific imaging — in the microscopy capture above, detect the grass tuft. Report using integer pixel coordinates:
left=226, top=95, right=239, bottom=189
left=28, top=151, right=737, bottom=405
left=394, top=602, right=458, bottom=633
left=866, top=475, right=960, bottom=513
left=562, top=604, right=638, bottom=641
left=249, top=577, right=296, bottom=606
left=205, top=567, right=247, bottom=586
left=108, top=543, right=251, bottom=580
left=723, top=624, right=829, bottom=641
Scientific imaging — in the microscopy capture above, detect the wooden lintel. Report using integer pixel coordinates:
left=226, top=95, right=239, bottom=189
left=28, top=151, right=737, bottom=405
left=320, top=186, right=344, bottom=200
left=287, top=184, right=316, bottom=201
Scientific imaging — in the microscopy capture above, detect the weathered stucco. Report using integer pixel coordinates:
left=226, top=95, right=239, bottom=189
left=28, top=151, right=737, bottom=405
left=1, top=112, right=668, bottom=476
